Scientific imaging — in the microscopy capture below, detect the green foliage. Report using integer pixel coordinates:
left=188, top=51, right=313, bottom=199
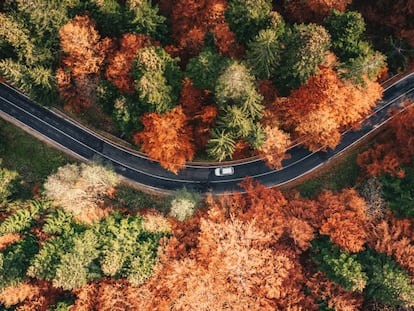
left=0, top=59, right=58, bottom=106
left=210, top=60, right=264, bottom=159
left=0, top=235, right=38, bottom=289
left=358, top=249, right=414, bottom=307
left=96, top=79, right=119, bottom=115
left=133, top=46, right=183, bottom=113
left=0, top=160, right=18, bottom=205
left=0, top=200, right=44, bottom=235
left=168, top=188, right=202, bottom=221
left=324, top=10, right=366, bottom=61
left=27, top=236, right=73, bottom=281
left=247, top=28, right=282, bottom=79
left=185, top=48, right=231, bottom=91
left=324, top=10, right=386, bottom=84
left=42, top=208, right=78, bottom=236
left=225, top=0, right=272, bottom=43
left=311, top=236, right=368, bottom=292
left=206, top=128, right=236, bottom=161
left=276, top=23, right=331, bottom=93
left=380, top=166, right=414, bottom=218
left=112, top=95, right=144, bottom=135
left=53, top=230, right=101, bottom=290
left=126, top=0, right=167, bottom=42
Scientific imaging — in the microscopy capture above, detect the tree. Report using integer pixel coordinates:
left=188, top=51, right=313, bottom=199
left=43, top=162, right=119, bottom=223
left=134, top=106, right=195, bottom=174
left=258, top=125, right=291, bottom=169
left=357, top=103, right=414, bottom=177
left=246, top=28, right=283, bottom=80
left=280, top=67, right=382, bottom=151
left=318, top=189, right=370, bottom=253
left=284, top=0, right=352, bottom=23
left=380, top=166, right=414, bottom=218
left=276, top=23, right=331, bottom=93
left=185, top=48, right=230, bottom=91
left=0, top=160, right=17, bottom=205
left=311, top=236, right=368, bottom=293
left=206, top=128, right=236, bottom=161
left=358, top=249, right=414, bottom=307
left=133, top=46, right=182, bottom=113
left=57, top=15, right=113, bottom=110
left=225, top=0, right=272, bottom=43
left=105, top=33, right=156, bottom=94
left=168, top=188, right=202, bottom=221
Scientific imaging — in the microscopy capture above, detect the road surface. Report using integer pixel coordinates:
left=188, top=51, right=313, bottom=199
left=1, top=73, right=414, bottom=194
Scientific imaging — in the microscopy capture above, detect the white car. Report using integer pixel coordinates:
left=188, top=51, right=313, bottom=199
left=214, top=166, right=234, bottom=176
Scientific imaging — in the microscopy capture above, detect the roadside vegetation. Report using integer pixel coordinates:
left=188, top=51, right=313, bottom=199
left=1, top=0, right=414, bottom=310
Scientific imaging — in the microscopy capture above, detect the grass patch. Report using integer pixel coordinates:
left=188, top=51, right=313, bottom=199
left=0, top=120, right=75, bottom=199
left=296, top=151, right=361, bottom=198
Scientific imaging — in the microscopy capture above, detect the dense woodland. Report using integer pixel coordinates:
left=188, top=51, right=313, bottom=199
left=1, top=0, right=414, bottom=310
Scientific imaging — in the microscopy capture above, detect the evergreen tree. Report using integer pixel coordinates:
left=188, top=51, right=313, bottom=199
left=247, top=28, right=282, bottom=80
left=206, top=129, right=236, bottom=161
left=380, top=166, right=414, bottom=218
left=0, top=235, right=38, bottom=289
left=276, top=23, right=331, bottom=93
left=133, top=46, right=182, bottom=113
left=311, top=236, right=368, bottom=292
left=225, top=0, right=272, bottom=43
left=185, top=48, right=230, bottom=91
left=358, top=249, right=414, bottom=307
left=0, top=200, right=44, bottom=235
left=0, top=160, right=18, bottom=205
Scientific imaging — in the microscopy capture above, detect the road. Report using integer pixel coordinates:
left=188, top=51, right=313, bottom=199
left=1, top=73, right=414, bottom=194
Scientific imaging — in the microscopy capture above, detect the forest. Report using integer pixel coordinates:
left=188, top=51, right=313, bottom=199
left=1, top=0, right=414, bottom=310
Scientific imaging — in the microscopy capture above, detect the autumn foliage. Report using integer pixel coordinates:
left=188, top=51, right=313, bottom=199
left=134, top=106, right=195, bottom=173
left=56, top=15, right=113, bottom=111
left=357, top=102, right=414, bottom=177
left=105, top=34, right=157, bottom=94
left=277, top=67, right=382, bottom=151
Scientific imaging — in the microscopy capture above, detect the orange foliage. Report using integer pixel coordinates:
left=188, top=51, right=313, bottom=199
left=258, top=125, right=292, bottom=169
left=232, top=139, right=253, bottom=160
left=57, top=15, right=113, bottom=111
left=179, top=78, right=217, bottom=152
left=280, top=67, right=382, bottom=151
left=306, top=271, right=364, bottom=311
left=164, top=0, right=243, bottom=64
left=285, top=0, right=352, bottom=23
left=0, top=282, right=40, bottom=308
left=147, top=216, right=310, bottom=310
left=134, top=106, right=195, bottom=174
left=0, top=233, right=21, bottom=251
left=357, top=103, right=414, bottom=177
left=368, top=217, right=414, bottom=278
left=105, top=34, right=157, bottom=94
left=13, top=281, right=61, bottom=311
left=318, top=189, right=370, bottom=253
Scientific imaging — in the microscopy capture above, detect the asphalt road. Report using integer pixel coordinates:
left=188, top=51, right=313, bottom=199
left=1, top=73, right=414, bottom=194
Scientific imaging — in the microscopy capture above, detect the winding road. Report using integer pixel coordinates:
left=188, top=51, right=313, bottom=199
left=1, top=73, right=414, bottom=194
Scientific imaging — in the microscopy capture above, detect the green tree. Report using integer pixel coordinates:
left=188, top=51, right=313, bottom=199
left=0, top=200, right=44, bottom=235
left=133, top=46, right=182, bottom=113
left=276, top=23, right=331, bottom=93
left=324, top=10, right=386, bottom=84
left=217, top=106, right=254, bottom=138
left=0, top=235, right=38, bottom=289
left=225, top=0, right=272, bottom=43
left=247, top=28, right=282, bottom=79
left=324, top=10, right=366, bottom=61
left=358, top=249, right=414, bottom=307
left=311, top=236, right=368, bottom=293
left=380, top=166, right=414, bottom=218
left=185, top=48, right=231, bottom=91
left=0, top=160, right=18, bottom=205
left=53, top=230, right=101, bottom=290
left=206, top=128, right=236, bottom=161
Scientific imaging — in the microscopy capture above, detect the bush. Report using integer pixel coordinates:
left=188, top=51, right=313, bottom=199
left=168, top=188, right=202, bottom=221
